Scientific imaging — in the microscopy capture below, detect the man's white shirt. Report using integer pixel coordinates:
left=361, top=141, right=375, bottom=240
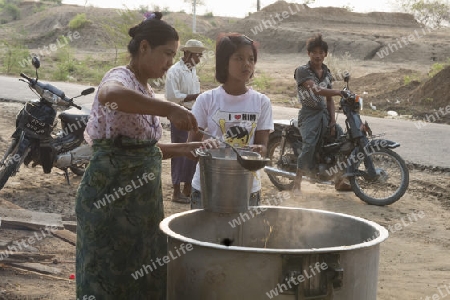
left=165, top=58, right=200, bottom=109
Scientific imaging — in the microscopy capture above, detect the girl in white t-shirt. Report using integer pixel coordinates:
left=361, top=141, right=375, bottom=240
left=188, top=33, right=274, bottom=208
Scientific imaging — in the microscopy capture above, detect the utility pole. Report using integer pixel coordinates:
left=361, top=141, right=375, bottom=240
left=193, top=0, right=197, bottom=33
left=257, top=0, right=261, bottom=11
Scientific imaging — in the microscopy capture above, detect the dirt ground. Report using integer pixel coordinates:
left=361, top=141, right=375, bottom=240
left=0, top=96, right=449, bottom=299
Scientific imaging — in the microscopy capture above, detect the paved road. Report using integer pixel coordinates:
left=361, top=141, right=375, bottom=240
left=1, top=75, right=449, bottom=168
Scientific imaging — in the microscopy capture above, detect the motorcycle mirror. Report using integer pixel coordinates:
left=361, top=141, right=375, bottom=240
left=344, top=74, right=350, bottom=82
left=31, top=56, right=40, bottom=69
left=81, top=87, right=95, bottom=96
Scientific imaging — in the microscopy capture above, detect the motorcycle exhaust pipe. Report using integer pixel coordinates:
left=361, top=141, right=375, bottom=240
left=263, top=166, right=296, bottom=179
left=55, top=144, right=93, bottom=169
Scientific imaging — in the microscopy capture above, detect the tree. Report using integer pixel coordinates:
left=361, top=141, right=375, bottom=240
left=101, top=7, right=140, bottom=64
left=397, top=0, right=449, bottom=28
left=1, top=40, right=30, bottom=74
left=184, top=0, right=205, bottom=33
left=4, top=3, right=20, bottom=20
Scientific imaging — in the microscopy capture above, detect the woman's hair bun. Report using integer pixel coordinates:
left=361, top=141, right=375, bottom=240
left=128, top=25, right=139, bottom=38
left=153, top=12, right=163, bottom=20
left=128, top=12, right=164, bottom=38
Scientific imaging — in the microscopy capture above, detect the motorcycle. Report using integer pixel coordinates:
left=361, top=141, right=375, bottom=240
left=264, top=75, right=409, bottom=206
left=0, top=56, right=94, bottom=190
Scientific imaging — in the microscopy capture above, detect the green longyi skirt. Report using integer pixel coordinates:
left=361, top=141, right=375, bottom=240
left=75, top=138, right=166, bottom=300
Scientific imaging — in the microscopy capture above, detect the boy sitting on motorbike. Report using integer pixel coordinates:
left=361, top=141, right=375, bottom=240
left=292, top=33, right=351, bottom=195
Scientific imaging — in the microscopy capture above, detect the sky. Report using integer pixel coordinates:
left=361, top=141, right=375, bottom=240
left=61, top=0, right=400, bottom=18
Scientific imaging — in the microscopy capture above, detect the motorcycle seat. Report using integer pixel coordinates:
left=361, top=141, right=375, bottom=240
left=59, top=107, right=90, bottom=124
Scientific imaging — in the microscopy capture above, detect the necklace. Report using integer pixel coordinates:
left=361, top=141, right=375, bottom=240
left=127, top=64, right=151, bottom=94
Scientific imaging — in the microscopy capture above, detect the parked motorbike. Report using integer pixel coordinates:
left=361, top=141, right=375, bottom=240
left=264, top=75, right=409, bottom=206
left=0, top=57, right=94, bottom=190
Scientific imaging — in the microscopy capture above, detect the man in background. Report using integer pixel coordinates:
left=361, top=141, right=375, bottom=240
left=165, top=39, right=207, bottom=203
left=292, top=33, right=351, bottom=195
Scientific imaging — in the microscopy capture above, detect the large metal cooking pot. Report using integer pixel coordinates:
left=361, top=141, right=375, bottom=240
left=196, top=147, right=259, bottom=213
left=160, top=206, right=388, bottom=300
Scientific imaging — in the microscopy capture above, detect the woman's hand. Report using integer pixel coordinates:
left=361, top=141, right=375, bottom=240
left=158, top=138, right=220, bottom=160
left=185, top=138, right=221, bottom=160
left=167, top=105, right=198, bottom=132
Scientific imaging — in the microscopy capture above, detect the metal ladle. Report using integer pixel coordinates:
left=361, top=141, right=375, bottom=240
left=198, top=130, right=270, bottom=171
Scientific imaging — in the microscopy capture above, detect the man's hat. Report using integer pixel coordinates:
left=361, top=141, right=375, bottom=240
left=179, top=39, right=207, bottom=53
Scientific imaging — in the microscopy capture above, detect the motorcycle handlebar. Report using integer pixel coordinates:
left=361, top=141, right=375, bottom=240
left=20, top=72, right=34, bottom=83
left=71, top=103, right=82, bottom=110
left=20, top=72, right=78, bottom=107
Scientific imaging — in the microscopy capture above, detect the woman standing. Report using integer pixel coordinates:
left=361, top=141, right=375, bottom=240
left=75, top=12, right=211, bottom=299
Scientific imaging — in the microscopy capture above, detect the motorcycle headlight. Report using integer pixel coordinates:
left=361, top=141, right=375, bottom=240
left=42, top=90, right=62, bottom=104
left=42, top=90, right=54, bottom=103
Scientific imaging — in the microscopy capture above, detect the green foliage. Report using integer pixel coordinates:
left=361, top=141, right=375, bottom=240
left=251, top=72, right=272, bottom=91
left=149, top=4, right=171, bottom=14
left=203, top=11, right=213, bottom=18
left=33, top=3, right=48, bottom=13
left=0, top=0, right=20, bottom=8
left=428, top=58, right=450, bottom=77
left=47, top=0, right=62, bottom=4
left=76, top=54, right=126, bottom=84
left=4, top=3, right=20, bottom=20
left=101, top=7, right=140, bottom=64
left=428, top=63, right=444, bottom=77
left=0, top=40, right=30, bottom=74
left=197, top=63, right=216, bottom=88
left=51, top=46, right=129, bottom=84
left=399, top=0, right=449, bottom=28
left=68, top=13, right=89, bottom=30
left=52, top=46, right=76, bottom=81
left=403, top=73, right=421, bottom=85
left=403, top=75, right=413, bottom=85
left=137, top=4, right=149, bottom=14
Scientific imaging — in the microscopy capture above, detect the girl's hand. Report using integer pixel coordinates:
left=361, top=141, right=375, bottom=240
left=248, top=144, right=266, bottom=157
left=329, top=121, right=336, bottom=137
left=167, top=105, right=198, bottom=132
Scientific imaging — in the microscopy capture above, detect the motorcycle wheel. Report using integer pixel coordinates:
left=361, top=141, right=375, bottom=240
left=266, top=133, right=296, bottom=191
left=350, top=148, right=409, bottom=206
left=0, top=138, right=29, bottom=190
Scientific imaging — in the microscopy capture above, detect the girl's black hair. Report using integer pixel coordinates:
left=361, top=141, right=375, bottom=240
left=215, top=33, right=258, bottom=84
left=127, top=12, right=179, bottom=56
left=306, top=33, right=328, bottom=53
